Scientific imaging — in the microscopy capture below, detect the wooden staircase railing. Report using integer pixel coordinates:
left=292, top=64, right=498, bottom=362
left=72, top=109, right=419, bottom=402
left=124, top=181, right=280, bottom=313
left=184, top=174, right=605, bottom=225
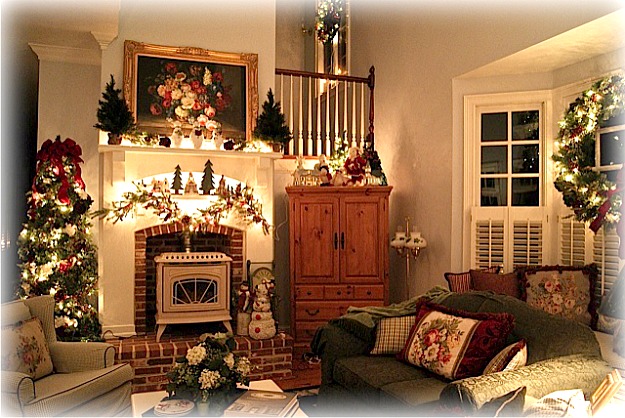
left=275, top=66, right=375, bottom=157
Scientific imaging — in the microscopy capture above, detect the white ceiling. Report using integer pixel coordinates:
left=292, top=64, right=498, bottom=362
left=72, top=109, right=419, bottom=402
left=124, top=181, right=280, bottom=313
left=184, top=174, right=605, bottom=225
left=459, top=9, right=625, bottom=79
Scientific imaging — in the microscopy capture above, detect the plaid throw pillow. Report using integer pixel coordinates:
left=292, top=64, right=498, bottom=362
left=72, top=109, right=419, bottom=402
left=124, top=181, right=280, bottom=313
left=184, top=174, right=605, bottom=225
left=370, top=315, right=416, bottom=355
left=482, top=339, right=527, bottom=374
left=444, top=266, right=500, bottom=293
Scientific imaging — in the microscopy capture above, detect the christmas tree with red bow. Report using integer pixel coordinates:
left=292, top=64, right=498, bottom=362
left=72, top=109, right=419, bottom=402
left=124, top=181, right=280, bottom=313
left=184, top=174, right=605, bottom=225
left=17, top=136, right=102, bottom=341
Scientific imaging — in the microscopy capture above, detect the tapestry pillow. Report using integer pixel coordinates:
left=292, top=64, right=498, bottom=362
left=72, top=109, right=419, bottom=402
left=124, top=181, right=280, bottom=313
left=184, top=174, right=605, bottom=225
left=470, top=270, right=521, bottom=299
left=370, top=315, right=416, bottom=355
left=478, top=386, right=526, bottom=417
left=397, top=301, right=515, bottom=380
left=521, top=265, right=597, bottom=328
left=444, top=266, right=500, bottom=293
left=1, top=317, right=53, bottom=379
left=482, top=339, right=527, bottom=375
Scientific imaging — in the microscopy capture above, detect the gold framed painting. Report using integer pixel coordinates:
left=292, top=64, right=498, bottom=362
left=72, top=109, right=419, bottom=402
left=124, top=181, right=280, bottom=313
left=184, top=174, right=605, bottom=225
left=123, top=40, right=258, bottom=140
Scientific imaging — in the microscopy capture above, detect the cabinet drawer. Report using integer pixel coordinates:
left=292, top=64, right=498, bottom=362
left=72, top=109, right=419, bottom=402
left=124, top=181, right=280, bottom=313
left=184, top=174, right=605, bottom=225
left=295, top=300, right=384, bottom=321
left=324, top=285, right=353, bottom=299
left=353, top=285, right=384, bottom=300
left=295, top=286, right=324, bottom=300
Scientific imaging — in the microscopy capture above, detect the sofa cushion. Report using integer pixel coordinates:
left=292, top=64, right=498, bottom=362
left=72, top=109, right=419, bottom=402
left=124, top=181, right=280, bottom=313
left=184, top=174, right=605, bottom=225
left=21, top=363, right=133, bottom=417
left=2, top=317, right=54, bottom=380
left=398, top=302, right=514, bottom=380
left=520, top=265, right=597, bottom=328
left=482, top=339, right=527, bottom=374
left=444, top=266, right=499, bottom=293
left=1, top=299, right=32, bottom=327
left=470, top=271, right=521, bottom=299
left=371, top=315, right=416, bottom=355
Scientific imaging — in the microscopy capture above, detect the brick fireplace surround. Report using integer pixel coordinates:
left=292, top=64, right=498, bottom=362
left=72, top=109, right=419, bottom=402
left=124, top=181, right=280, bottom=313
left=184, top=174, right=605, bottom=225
left=114, top=221, right=292, bottom=392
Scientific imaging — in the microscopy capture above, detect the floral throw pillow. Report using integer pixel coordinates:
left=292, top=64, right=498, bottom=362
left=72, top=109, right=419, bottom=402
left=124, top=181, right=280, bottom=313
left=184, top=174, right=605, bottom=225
left=521, top=265, right=597, bottom=328
left=397, top=301, right=514, bottom=380
left=1, top=317, right=53, bottom=379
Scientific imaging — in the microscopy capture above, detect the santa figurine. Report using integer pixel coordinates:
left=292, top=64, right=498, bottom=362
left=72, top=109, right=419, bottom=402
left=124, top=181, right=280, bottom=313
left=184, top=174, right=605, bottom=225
left=236, top=282, right=252, bottom=336
left=314, top=154, right=333, bottom=186
left=344, top=146, right=366, bottom=185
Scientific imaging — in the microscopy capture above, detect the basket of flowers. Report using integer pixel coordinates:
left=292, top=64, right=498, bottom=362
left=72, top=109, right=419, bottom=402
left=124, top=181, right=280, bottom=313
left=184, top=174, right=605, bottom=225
left=166, top=332, right=252, bottom=414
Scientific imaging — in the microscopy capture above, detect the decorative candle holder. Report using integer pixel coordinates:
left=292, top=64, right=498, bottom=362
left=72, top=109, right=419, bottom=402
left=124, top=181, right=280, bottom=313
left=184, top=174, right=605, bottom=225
left=391, top=217, right=427, bottom=299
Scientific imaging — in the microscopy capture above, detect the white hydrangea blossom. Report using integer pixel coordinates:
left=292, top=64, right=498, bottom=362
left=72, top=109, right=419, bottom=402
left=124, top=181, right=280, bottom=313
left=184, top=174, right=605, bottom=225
left=186, top=345, right=207, bottom=366
left=224, top=353, right=235, bottom=369
left=199, top=369, right=222, bottom=390
left=235, top=357, right=251, bottom=376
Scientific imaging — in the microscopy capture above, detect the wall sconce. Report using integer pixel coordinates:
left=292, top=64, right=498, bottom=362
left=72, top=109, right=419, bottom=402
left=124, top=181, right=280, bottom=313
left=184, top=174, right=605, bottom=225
left=301, top=23, right=314, bottom=36
left=390, top=216, right=427, bottom=299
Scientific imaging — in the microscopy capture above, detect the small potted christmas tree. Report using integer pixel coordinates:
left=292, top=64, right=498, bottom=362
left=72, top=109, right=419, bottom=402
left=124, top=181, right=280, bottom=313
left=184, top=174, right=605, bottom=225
left=253, top=89, right=292, bottom=152
left=94, top=74, right=136, bottom=145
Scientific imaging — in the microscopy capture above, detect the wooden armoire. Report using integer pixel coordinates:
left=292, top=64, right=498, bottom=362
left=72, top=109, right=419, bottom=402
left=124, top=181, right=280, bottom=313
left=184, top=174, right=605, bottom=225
left=286, top=186, right=392, bottom=348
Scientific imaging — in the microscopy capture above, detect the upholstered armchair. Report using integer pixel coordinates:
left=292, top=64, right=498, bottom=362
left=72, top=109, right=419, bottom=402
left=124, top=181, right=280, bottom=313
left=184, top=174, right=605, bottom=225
left=1, top=295, right=133, bottom=416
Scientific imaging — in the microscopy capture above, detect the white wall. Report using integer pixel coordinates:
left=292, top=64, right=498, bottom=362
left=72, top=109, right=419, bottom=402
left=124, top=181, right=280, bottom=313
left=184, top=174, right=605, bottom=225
left=347, top=1, right=623, bottom=301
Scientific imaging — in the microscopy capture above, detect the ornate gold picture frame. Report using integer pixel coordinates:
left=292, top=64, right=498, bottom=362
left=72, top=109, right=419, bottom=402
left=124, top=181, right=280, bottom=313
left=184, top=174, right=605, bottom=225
left=123, top=40, right=258, bottom=140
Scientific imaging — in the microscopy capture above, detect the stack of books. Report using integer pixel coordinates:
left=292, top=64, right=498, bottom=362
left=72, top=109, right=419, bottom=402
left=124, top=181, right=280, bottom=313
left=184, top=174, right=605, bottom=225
left=224, top=390, right=299, bottom=417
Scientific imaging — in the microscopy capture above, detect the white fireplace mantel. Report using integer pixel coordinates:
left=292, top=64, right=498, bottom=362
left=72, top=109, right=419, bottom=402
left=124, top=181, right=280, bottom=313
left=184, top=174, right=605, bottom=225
left=97, top=144, right=281, bottom=337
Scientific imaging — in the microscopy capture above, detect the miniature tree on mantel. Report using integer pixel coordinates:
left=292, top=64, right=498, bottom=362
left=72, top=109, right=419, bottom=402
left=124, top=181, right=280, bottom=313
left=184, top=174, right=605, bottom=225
left=253, top=89, right=292, bottom=152
left=201, top=159, right=215, bottom=195
left=94, top=74, right=136, bottom=145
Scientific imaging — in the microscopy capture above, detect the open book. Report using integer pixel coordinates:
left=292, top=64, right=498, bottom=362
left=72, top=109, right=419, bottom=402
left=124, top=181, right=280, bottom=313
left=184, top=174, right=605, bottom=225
left=224, top=390, right=299, bottom=417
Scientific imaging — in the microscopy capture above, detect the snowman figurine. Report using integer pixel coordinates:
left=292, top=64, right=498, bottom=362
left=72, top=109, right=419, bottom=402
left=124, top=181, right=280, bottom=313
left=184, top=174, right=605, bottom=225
left=248, top=279, right=276, bottom=340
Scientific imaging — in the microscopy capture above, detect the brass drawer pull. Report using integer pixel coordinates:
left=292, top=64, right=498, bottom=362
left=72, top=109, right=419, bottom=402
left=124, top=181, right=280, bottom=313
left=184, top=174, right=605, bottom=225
left=305, top=309, right=320, bottom=316
left=367, top=290, right=372, bottom=296
left=336, top=291, right=342, bottom=295
left=307, top=291, right=313, bottom=296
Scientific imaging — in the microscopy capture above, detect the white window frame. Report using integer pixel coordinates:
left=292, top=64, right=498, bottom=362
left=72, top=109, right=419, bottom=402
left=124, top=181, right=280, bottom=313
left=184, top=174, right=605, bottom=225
left=463, top=90, right=554, bottom=270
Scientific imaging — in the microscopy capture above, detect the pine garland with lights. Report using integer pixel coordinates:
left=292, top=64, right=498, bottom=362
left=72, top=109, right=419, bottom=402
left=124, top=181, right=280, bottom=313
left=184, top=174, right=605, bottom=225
left=316, top=0, right=343, bottom=45
left=94, top=180, right=270, bottom=235
left=18, top=136, right=102, bottom=341
left=553, top=75, right=625, bottom=232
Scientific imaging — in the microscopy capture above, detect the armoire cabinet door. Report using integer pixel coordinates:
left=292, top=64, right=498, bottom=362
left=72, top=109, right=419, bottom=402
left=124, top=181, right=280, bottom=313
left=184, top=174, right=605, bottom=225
left=292, top=196, right=340, bottom=283
left=340, top=196, right=386, bottom=283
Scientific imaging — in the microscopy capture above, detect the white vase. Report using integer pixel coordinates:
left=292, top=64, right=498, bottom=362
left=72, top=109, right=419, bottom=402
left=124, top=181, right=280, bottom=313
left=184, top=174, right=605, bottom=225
left=196, top=400, right=209, bottom=416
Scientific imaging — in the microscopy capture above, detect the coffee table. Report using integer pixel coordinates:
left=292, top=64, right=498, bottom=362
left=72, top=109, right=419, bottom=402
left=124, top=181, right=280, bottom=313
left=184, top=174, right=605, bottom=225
left=131, top=379, right=307, bottom=417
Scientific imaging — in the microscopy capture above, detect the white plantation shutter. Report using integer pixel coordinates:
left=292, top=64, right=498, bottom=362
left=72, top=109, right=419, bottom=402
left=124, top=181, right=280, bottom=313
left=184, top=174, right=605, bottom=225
left=474, top=219, right=505, bottom=269
left=558, top=216, right=587, bottom=266
left=592, top=228, right=621, bottom=304
left=512, top=219, right=543, bottom=267
left=471, top=207, right=546, bottom=271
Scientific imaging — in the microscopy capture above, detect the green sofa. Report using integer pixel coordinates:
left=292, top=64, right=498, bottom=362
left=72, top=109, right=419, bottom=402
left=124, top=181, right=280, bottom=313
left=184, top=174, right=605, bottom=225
left=311, top=288, right=612, bottom=416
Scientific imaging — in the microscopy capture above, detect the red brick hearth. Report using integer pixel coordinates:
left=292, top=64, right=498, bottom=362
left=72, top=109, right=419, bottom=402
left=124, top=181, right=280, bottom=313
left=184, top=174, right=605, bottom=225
left=111, top=333, right=293, bottom=393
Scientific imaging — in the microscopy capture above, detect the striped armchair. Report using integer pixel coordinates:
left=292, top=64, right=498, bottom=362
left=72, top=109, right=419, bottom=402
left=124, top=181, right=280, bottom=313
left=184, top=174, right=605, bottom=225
left=1, top=295, right=133, bottom=416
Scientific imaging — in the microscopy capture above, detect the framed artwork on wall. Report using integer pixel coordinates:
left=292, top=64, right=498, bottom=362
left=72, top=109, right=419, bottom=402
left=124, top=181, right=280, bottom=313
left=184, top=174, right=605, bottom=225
left=123, top=40, right=259, bottom=140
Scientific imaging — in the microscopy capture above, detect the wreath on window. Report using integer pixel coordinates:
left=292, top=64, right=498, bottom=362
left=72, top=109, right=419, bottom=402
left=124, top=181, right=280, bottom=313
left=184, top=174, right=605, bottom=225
left=552, top=74, right=625, bottom=232
left=316, top=0, right=343, bottom=45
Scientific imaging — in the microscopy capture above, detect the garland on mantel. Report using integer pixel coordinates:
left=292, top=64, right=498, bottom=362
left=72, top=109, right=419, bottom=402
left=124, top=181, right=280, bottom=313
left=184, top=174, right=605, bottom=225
left=93, top=181, right=271, bottom=235
left=552, top=75, right=625, bottom=232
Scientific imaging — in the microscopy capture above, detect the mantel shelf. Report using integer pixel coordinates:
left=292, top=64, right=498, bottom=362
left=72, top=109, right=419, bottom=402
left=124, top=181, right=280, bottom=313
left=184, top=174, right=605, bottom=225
left=98, top=144, right=284, bottom=160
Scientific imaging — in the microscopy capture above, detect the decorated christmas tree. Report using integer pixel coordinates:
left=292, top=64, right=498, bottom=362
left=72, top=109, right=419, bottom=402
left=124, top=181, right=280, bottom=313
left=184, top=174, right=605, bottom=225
left=94, top=74, right=136, bottom=144
left=201, top=159, right=215, bottom=195
left=328, top=131, right=350, bottom=172
left=253, top=89, right=292, bottom=149
left=18, top=136, right=101, bottom=341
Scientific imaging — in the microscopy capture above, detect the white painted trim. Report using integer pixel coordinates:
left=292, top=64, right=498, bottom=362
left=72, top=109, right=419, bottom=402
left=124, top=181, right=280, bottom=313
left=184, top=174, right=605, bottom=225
left=102, top=324, right=136, bottom=339
left=28, top=43, right=101, bottom=66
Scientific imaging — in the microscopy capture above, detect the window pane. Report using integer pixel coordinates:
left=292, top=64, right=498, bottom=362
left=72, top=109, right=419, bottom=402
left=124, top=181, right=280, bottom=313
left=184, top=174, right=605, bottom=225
left=512, top=145, right=539, bottom=173
left=599, top=129, right=624, bottom=166
left=512, top=111, right=539, bottom=140
left=512, top=178, right=539, bottom=206
left=481, top=112, right=507, bottom=142
left=481, top=146, right=507, bottom=174
left=481, top=178, right=507, bottom=206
